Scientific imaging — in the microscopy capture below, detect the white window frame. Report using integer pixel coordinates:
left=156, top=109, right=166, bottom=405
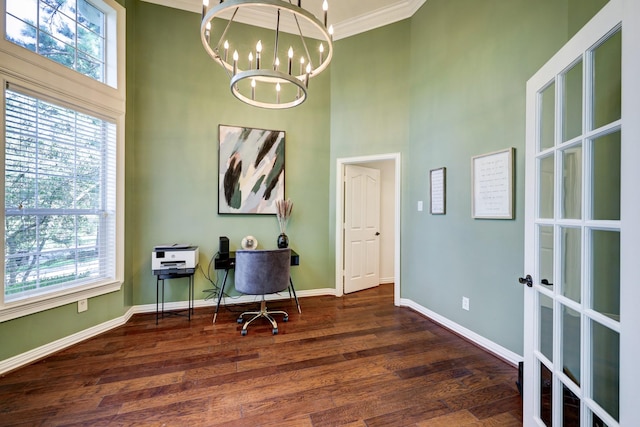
left=0, top=0, right=125, bottom=322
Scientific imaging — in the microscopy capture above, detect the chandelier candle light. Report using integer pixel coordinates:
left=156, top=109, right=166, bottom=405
left=276, top=198, right=293, bottom=248
left=201, top=0, right=334, bottom=109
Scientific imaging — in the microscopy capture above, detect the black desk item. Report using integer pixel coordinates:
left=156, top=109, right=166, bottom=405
left=212, top=250, right=301, bottom=323
left=154, top=268, right=195, bottom=325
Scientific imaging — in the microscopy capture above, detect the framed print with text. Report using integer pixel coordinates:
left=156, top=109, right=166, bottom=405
left=472, top=148, right=514, bottom=219
left=430, top=167, right=446, bottom=215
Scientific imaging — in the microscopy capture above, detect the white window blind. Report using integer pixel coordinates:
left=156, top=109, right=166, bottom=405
left=4, top=85, right=117, bottom=303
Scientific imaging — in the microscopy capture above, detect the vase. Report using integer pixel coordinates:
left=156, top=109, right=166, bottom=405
left=277, top=233, right=289, bottom=248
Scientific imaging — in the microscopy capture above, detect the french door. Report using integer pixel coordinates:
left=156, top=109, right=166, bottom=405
left=523, top=0, right=640, bottom=425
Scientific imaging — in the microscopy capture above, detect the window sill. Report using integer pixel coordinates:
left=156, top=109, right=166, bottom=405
left=0, top=280, right=123, bottom=323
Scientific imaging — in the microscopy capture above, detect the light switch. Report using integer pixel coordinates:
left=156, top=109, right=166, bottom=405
left=417, top=201, right=423, bottom=211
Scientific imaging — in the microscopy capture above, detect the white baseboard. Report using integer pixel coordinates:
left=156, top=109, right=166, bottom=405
left=0, top=288, right=338, bottom=375
left=133, top=288, right=339, bottom=315
left=1, top=290, right=520, bottom=375
left=0, top=306, right=136, bottom=375
left=379, top=276, right=394, bottom=285
left=400, top=298, right=523, bottom=366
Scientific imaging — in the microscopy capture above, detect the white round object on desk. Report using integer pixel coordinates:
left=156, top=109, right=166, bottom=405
left=241, top=236, right=258, bottom=250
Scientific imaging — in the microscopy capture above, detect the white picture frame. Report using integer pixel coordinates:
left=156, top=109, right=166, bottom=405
left=430, top=167, right=446, bottom=215
left=472, top=148, right=514, bottom=219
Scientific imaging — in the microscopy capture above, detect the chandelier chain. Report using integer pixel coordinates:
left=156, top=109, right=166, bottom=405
left=272, top=9, right=280, bottom=71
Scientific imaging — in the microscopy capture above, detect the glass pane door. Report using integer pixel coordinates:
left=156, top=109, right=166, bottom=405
left=527, top=21, right=622, bottom=427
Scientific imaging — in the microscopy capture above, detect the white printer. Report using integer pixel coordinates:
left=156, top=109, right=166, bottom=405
left=152, top=244, right=199, bottom=273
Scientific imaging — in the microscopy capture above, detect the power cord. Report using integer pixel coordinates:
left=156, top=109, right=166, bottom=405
left=200, top=251, right=248, bottom=314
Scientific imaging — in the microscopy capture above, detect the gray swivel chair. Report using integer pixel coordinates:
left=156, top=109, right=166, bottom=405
left=234, top=248, right=291, bottom=336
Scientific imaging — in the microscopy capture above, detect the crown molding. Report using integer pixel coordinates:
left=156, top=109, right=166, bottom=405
left=333, top=0, right=426, bottom=40
left=140, top=0, right=428, bottom=39
left=142, top=0, right=200, bottom=13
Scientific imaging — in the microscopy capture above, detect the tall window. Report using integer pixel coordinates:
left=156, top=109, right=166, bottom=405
left=1, top=0, right=123, bottom=320
left=6, top=0, right=106, bottom=83
left=4, top=87, right=116, bottom=302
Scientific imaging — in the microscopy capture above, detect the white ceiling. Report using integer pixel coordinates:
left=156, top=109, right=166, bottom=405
left=141, top=0, right=426, bottom=40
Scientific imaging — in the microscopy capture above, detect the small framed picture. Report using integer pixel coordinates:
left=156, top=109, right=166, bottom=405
left=430, top=167, right=446, bottom=215
left=472, top=148, right=515, bottom=219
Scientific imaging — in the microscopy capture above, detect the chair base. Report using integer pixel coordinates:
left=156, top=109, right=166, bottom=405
left=237, top=300, right=288, bottom=335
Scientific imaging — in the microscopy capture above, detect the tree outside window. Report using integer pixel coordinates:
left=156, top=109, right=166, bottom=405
left=5, top=0, right=106, bottom=82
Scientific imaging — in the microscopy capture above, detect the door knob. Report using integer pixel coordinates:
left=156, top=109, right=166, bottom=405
left=375, top=232, right=380, bottom=236
left=518, top=275, right=533, bottom=287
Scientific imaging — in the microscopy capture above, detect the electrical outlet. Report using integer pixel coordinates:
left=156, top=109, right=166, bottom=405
left=417, top=201, right=423, bottom=211
left=462, top=297, right=470, bottom=311
left=78, top=299, right=88, bottom=313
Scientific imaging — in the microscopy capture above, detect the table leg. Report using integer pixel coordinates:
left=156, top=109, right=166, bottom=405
left=156, top=277, right=159, bottom=325
left=212, top=269, right=229, bottom=323
left=289, top=277, right=301, bottom=314
left=189, top=275, right=193, bottom=320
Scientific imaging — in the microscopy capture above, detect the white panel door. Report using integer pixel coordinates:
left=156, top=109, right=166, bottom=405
left=344, top=165, right=380, bottom=294
left=522, top=0, right=640, bottom=425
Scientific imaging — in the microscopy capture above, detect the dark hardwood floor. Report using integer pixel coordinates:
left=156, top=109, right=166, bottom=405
left=0, top=284, right=522, bottom=426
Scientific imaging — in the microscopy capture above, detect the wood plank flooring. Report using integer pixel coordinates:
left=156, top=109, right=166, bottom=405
left=0, top=284, right=522, bottom=426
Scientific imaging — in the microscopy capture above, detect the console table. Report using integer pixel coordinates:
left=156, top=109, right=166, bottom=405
left=153, top=268, right=195, bottom=325
left=211, top=250, right=300, bottom=323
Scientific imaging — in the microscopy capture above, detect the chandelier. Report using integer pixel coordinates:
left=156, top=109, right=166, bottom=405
left=201, top=0, right=334, bottom=109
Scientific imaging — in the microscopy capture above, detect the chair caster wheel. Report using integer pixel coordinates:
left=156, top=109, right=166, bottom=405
left=283, top=316, right=289, bottom=322
left=272, top=328, right=278, bottom=335
left=241, top=329, right=247, bottom=336
left=237, top=317, right=243, bottom=324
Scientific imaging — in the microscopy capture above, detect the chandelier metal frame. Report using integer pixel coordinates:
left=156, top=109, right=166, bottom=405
left=201, top=0, right=334, bottom=109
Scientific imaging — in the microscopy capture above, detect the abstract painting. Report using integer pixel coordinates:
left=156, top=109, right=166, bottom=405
left=218, top=125, right=285, bottom=214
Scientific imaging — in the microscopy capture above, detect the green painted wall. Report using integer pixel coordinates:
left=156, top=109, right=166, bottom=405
left=330, top=22, right=411, bottom=157
left=401, top=0, right=570, bottom=354
left=569, top=0, right=609, bottom=37
left=130, top=1, right=333, bottom=306
left=123, top=0, right=135, bottom=309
